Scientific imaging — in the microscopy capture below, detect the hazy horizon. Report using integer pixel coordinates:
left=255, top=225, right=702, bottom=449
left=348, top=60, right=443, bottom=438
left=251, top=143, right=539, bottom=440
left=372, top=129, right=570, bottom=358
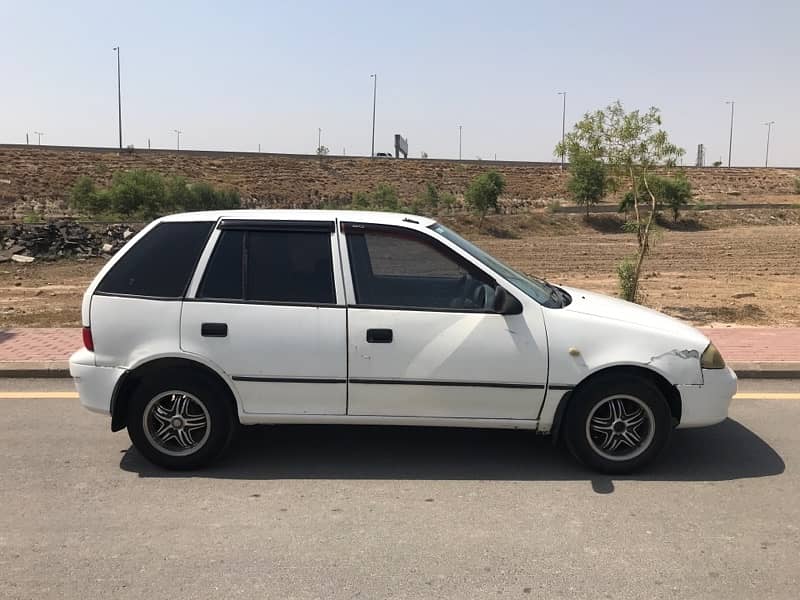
left=2, top=0, right=798, bottom=167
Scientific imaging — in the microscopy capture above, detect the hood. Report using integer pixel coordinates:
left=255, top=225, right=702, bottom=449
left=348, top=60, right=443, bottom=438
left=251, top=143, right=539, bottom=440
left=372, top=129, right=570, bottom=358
left=559, top=286, right=709, bottom=347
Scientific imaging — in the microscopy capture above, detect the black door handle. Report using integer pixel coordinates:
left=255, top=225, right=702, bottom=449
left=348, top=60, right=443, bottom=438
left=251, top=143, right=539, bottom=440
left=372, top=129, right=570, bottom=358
left=367, top=329, right=394, bottom=344
left=201, top=322, right=228, bottom=337
left=366, top=328, right=393, bottom=343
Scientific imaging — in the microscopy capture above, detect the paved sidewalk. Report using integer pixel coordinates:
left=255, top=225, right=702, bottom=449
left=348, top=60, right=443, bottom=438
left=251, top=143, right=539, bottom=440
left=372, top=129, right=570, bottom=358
left=0, top=327, right=798, bottom=378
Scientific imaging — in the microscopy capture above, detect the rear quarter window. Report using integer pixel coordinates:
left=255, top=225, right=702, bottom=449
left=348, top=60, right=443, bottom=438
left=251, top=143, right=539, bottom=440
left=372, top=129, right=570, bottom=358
left=96, top=221, right=213, bottom=298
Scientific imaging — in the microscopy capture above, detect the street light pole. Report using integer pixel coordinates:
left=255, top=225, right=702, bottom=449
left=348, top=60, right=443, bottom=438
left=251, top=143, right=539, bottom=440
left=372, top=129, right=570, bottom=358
left=458, top=125, right=462, bottom=160
left=370, top=74, right=377, bottom=157
left=173, top=129, right=182, bottom=150
left=725, top=100, right=735, bottom=167
left=558, top=91, right=567, bottom=170
left=763, top=121, right=775, bottom=167
left=34, top=131, right=44, bottom=145
left=113, top=46, right=122, bottom=149
left=318, top=127, right=322, bottom=152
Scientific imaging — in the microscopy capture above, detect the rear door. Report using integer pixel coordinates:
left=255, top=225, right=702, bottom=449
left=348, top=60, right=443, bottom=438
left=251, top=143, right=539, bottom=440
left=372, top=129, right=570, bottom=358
left=181, top=219, right=347, bottom=415
left=341, top=223, right=548, bottom=420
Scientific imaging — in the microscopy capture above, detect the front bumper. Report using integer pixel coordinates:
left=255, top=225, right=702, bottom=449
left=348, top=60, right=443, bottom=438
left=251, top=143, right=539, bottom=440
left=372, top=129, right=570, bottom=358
left=676, top=366, right=738, bottom=428
left=69, top=349, right=126, bottom=415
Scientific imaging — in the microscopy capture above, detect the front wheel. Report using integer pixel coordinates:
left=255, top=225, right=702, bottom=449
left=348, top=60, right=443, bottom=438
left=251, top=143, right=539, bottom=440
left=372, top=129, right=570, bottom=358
left=127, top=370, right=236, bottom=469
left=564, top=375, right=672, bottom=474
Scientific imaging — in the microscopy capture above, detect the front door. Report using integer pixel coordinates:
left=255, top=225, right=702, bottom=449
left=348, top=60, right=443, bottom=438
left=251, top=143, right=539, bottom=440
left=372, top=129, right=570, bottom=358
left=342, top=223, right=548, bottom=420
left=181, top=219, right=347, bottom=415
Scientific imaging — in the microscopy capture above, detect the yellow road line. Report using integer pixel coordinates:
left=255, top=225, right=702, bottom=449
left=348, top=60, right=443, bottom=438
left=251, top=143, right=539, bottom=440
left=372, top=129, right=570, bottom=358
left=0, top=392, right=79, bottom=399
left=733, top=393, right=800, bottom=400
left=0, top=392, right=799, bottom=400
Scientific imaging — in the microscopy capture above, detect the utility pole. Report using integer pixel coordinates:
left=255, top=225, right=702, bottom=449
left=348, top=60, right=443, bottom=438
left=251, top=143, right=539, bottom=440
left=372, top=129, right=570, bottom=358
left=113, top=46, right=122, bottom=149
left=147, top=138, right=151, bottom=149
left=763, top=121, right=775, bottom=167
left=370, top=74, right=377, bottom=157
left=318, top=127, right=322, bottom=152
left=725, top=100, right=735, bottom=167
left=173, top=129, right=182, bottom=150
left=558, top=91, right=567, bottom=169
left=34, top=131, right=44, bottom=145
left=458, top=125, right=463, bottom=160
left=26, top=133, right=29, bottom=145
left=258, top=143, right=261, bottom=153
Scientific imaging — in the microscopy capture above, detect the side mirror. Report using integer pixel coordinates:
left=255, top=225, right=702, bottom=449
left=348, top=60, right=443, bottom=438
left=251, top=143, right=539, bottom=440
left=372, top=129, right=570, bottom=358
left=493, top=286, right=523, bottom=315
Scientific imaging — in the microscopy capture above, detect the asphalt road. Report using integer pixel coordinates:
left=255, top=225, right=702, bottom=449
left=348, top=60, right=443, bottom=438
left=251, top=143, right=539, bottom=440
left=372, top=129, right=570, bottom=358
left=1, top=378, right=798, bottom=599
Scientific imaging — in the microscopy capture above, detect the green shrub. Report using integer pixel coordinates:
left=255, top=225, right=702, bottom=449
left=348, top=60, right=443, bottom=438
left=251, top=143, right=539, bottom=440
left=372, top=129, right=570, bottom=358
left=465, top=170, right=505, bottom=228
left=69, top=176, right=106, bottom=215
left=617, top=258, right=638, bottom=303
left=618, top=174, right=692, bottom=221
left=67, top=170, right=241, bottom=220
left=371, top=183, right=400, bottom=211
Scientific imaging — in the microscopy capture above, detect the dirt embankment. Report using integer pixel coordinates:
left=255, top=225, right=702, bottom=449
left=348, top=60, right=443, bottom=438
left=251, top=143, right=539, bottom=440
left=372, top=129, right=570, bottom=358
left=1, top=145, right=798, bottom=219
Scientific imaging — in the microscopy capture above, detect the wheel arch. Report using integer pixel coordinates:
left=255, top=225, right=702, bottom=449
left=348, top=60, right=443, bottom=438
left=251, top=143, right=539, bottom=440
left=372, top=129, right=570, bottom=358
left=551, top=364, right=681, bottom=445
left=110, top=356, right=239, bottom=432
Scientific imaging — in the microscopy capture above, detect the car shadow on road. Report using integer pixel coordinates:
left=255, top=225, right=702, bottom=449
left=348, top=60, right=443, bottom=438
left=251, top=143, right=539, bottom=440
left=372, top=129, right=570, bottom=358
left=119, top=418, right=784, bottom=493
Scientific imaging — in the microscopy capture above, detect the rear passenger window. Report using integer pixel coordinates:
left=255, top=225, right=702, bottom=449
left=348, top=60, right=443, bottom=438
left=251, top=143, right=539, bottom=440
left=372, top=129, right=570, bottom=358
left=198, top=229, right=336, bottom=304
left=97, top=222, right=213, bottom=298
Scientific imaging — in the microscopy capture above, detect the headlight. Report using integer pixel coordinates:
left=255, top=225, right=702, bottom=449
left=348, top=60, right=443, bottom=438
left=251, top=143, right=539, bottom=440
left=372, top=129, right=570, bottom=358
left=701, top=342, right=726, bottom=369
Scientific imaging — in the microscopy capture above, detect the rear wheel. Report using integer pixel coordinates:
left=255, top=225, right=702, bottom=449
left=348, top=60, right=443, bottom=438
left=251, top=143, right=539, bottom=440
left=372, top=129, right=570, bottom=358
left=127, top=370, right=236, bottom=469
left=564, top=375, right=672, bottom=474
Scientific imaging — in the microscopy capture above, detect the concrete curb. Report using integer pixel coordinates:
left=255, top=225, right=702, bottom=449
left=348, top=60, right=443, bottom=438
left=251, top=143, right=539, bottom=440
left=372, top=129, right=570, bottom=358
left=0, top=361, right=70, bottom=378
left=728, top=362, right=800, bottom=380
left=0, top=361, right=797, bottom=379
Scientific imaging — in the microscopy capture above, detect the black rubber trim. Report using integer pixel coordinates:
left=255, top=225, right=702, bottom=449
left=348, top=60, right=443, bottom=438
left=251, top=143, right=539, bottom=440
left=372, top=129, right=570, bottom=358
left=547, top=384, right=575, bottom=390
left=184, top=298, right=345, bottom=308
left=232, top=376, right=346, bottom=384
left=219, top=219, right=335, bottom=232
left=348, top=303, right=494, bottom=314
left=348, top=378, right=544, bottom=389
left=94, top=291, right=184, bottom=301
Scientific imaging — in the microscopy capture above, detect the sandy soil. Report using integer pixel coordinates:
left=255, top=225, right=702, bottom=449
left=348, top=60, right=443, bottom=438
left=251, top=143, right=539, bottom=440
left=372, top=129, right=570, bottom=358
left=1, top=209, right=798, bottom=328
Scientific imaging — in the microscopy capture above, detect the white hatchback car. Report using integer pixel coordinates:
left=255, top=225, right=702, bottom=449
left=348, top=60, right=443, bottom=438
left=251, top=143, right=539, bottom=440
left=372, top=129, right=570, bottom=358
left=70, top=210, right=736, bottom=473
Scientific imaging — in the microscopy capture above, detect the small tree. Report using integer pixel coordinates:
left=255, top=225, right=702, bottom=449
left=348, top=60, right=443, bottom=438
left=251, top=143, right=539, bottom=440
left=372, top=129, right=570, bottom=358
left=567, top=152, right=607, bottom=217
left=658, top=175, right=692, bottom=222
left=556, top=101, right=684, bottom=302
left=465, top=170, right=505, bottom=229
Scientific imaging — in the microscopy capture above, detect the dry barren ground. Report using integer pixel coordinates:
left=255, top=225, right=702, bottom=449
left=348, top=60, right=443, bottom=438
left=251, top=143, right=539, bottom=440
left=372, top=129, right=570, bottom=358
left=1, top=210, right=799, bottom=328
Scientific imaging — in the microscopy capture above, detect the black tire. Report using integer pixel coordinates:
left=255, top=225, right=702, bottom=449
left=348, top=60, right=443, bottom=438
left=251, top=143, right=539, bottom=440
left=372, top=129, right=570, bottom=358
left=127, top=369, right=236, bottom=470
left=564, top=375, right=672, bottom=474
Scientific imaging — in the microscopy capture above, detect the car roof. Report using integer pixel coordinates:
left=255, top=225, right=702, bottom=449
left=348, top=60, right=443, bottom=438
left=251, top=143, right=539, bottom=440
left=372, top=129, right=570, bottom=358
left=159, top=209, right=436, bottom=228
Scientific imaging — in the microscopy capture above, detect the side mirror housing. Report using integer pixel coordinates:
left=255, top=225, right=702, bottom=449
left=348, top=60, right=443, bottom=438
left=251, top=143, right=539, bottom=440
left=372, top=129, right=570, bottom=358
left=493, top=286, right=523, bottom=315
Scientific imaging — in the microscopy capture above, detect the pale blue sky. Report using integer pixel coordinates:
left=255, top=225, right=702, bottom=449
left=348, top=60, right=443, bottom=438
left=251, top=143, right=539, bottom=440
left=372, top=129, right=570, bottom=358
left=2, top=0, right=798, bottom=166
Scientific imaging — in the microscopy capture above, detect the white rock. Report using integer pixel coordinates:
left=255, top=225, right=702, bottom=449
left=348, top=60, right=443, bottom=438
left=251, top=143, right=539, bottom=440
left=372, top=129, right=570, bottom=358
left=11, top=254, right=35, bottom=263
left=102, top=243, right=114, bottom=253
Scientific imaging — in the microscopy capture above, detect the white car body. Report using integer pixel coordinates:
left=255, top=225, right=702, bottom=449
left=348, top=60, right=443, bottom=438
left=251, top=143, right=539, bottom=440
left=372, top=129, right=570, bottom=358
left=70, top=210, right=736, bottom=454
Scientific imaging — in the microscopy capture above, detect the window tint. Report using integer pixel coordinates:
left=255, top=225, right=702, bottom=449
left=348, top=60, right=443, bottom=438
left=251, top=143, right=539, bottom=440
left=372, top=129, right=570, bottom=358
left=198, top=229, right=335, bottom=304
left=197, top=230, right=244, bottom=299
left=97, top=222, right=212, bottom=298
left=347, top=229, right=494, bottom=310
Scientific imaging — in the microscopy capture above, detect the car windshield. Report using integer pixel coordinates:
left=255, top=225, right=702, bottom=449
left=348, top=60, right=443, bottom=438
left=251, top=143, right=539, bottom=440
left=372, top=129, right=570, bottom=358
left=429, top=223, right=561, bottom=307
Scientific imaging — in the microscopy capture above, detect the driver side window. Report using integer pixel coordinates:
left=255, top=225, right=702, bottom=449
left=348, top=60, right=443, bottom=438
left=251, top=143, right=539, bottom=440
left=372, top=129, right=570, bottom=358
left=346, top=228, right=495, bottom=311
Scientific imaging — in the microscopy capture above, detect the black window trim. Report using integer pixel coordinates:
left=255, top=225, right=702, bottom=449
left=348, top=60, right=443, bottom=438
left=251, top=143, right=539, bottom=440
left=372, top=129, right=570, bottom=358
left=342, top=221, right=500, bottom=313
left=94, top=220, right=215, bottom=301
left=219, top=219, right=335, bottom=233
left=195, top=224, right=339, bottom=306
